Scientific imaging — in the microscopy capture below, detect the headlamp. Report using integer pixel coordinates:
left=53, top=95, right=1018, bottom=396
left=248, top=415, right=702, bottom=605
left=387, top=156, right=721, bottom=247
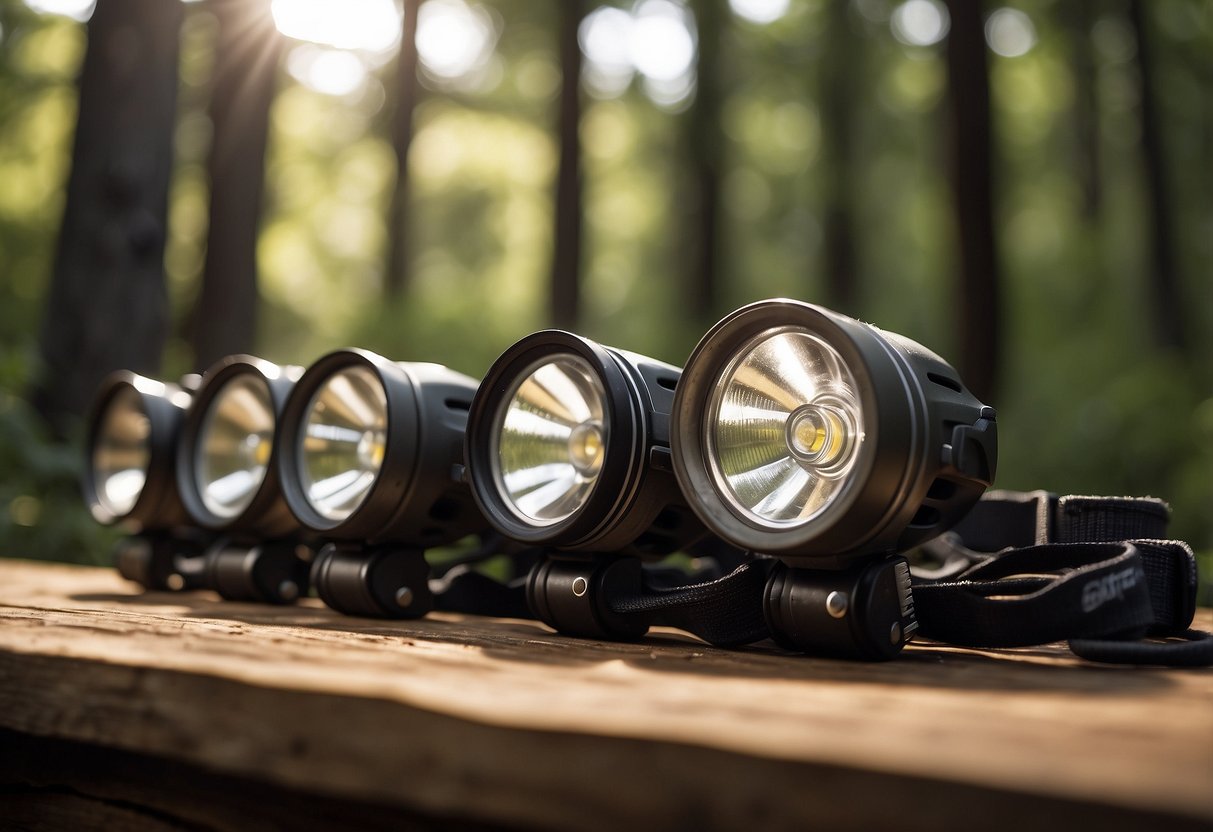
left=465, top=331, right=723, bottom=640
left=295, top=362, right=389, bottom=524
left=467, top=331, right=707, bottom=556
left=277, top=349, right=485, bottom=617
left=494, top=354, right=607, bottom=528
left=86, top=372, right=192, bottom=529
left=83, top=371, right=205, bottom=590
left=177, top=356, right=302, bottom=536
left=175, top=355, right=311, bottom=604
left=671, top=299, right=997, bottom=658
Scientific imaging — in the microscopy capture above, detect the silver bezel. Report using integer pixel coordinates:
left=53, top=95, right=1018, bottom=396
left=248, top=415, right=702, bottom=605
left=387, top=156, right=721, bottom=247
left=296, top=364, right=389, bottom=523
left=489, top=353, right=610, bottom=528
left=92, top=385, right=152, bottom=520
left=703, top=325, right=867, bottom=530
left=194, top=373, right=275, bottom=520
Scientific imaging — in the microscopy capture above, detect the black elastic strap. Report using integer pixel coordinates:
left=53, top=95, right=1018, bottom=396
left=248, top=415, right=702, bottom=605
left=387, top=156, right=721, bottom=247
left=913, top=542, right=1155, bottom=647
left=607, top=560, right=773, bottom=647
left=1069, top=629, right=1213, bottom=667
left=431, top=566, right=532, bottom=619
left=1132, top=539, right=1199, bottom=634
left=940, top=490, right=1171, bottom=552
left=1055, top=494, right=1170, bottom=543
left=912, top=491, right=1209, bottom=667
left=432, top=554, right=771, bottom=648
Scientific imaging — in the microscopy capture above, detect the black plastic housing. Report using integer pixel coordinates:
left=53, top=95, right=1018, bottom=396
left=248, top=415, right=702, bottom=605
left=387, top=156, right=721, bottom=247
left=671, top=299, right=997, bottom=568
left=465, top=330, right=709, bottom=558
left=276, top=349, right=485, bottom=547
left=201, top=539, right=313, bottom=605
left=112, top=531, right=209, bottom=591
left=764, top=558, right=917, bottom=660
left=83, top=371, right=193, bottom=532
left=175, top=355, right=303, bottom=538
left=309, top=542, right=433, bottom=618
left=526, top=555, right=649, bottom=640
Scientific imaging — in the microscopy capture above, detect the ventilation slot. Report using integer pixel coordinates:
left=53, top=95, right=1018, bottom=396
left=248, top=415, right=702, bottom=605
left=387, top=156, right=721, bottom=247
left=925, top=478, right=957, bottom=502
left=656, top=375, right=678, bottom=391
left=908, top=505, right=942, bottom=529
left=927, top=372, right=963, bottom=393
left=445, top=398, right=471, bottom=412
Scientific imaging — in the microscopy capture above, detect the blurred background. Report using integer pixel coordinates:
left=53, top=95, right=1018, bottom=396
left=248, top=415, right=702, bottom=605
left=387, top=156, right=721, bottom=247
left=0, top=0, right=1209, bottom=597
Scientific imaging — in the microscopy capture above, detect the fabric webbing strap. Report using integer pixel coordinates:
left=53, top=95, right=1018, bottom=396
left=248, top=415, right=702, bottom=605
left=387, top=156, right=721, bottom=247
left=432, top=554, right=771, bottom=648
left=911, top=490, right=1210, bottom=666
left=429, top=490, right=1206, bottom=664
left=606, top=560, right=773, bottom=647
left=432, top=566, right=532, bottom=619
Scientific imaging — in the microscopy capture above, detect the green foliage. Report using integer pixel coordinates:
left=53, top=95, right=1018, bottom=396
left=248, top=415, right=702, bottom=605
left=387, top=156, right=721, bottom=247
left=0, top=5, right=110, bottom=565
left=0, top=7, right=80, bottom=356
left=0, top=347, right=117, bottom=564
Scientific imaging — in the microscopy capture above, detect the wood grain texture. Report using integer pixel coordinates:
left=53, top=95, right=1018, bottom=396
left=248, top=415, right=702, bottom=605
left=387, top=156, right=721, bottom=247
left=1, top=559, right=1210, bottom=831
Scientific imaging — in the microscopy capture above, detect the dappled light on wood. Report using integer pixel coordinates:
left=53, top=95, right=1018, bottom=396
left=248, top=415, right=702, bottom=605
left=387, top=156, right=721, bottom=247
left=1, top=559, right=1211, bottom=829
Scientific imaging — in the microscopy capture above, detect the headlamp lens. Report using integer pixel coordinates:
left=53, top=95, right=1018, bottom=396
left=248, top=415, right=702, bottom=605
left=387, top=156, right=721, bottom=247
left=195, top=375, right=275, bottom=519
left=298, top=366, right=388, bottom=522
left=93, top=386, right=151, bottom=517
left=706, top=327, right=863, bottom=527
left=493, top=355, right=607, bottom=527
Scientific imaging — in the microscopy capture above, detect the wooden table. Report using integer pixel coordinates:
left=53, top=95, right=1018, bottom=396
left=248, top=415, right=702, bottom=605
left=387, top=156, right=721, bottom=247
left=1, top=559, right=1210, bottom=831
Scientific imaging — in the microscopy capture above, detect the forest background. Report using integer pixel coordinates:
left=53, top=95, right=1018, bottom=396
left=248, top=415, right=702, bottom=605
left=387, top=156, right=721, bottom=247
left=0, top=0, right=1209, bottom=600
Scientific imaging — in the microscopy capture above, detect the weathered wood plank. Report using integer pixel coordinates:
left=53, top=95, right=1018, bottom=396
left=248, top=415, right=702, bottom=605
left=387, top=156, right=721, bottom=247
left=0, top=789, right=185, bottom=832
left=0, top=559, right=1210, bottom=830
left=0, top=729, right=498, bottom=832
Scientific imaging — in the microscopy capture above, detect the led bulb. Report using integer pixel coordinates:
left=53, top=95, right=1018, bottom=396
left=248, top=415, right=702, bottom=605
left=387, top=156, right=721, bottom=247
left=706, top=328, right=863, bottom=527
left=92, top=385, right=152, bottom=518
left=195, top=375, right=276, bottom=519
left=298, top=365, right=389, bottom=522
left=493, top=355, right=608, bottom=526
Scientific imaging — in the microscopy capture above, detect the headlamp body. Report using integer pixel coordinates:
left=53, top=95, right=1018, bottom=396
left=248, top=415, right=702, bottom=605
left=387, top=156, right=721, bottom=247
left=84, top=371, right=214, bottom=591
left=671, top=299, right=997, bottom=569
left=465, top=330, right=707, bottom=558
left=176, top=355, right=303, bottom=539
left=277, top=348, right=485, bottom=547
left=84, top=371, right=193, bottom=532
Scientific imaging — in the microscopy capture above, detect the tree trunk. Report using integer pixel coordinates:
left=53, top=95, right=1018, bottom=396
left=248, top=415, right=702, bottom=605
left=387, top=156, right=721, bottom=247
left=943, top=0, right=1000, bottom=402
left=32, top=0, right=184, bottom=436
left=550, top=0, right=584, bottom=330
left=188, top=0, right=283, bottom=372
left=385, top=0, right=423, bottom=300
left=684, top=0, right=724, bottom=324
left=1128, top=0, right=1185, bottom=351
left=1065, top=0, right=1101, bottom=221
left=819, top=0, right=859, bottom=313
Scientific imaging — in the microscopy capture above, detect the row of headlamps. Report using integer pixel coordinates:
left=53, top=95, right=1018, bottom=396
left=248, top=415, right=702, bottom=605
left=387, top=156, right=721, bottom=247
left=85, top=299, right=997, bottom=659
